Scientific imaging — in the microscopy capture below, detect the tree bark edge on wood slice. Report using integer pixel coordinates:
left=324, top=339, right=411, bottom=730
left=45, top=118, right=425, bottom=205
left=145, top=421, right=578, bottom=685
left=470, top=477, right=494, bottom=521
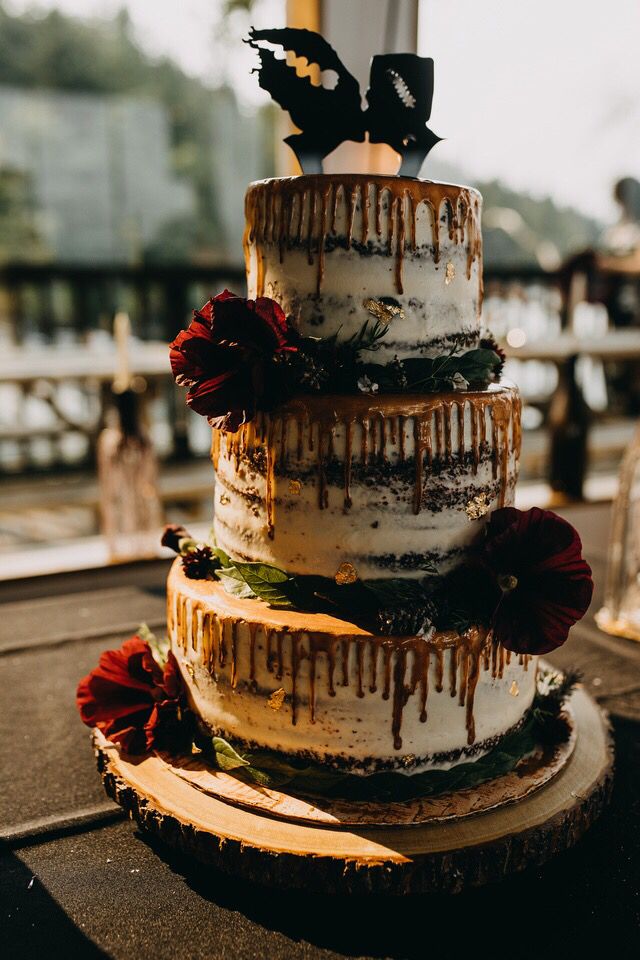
left=93, top=687, right=614, bottom=895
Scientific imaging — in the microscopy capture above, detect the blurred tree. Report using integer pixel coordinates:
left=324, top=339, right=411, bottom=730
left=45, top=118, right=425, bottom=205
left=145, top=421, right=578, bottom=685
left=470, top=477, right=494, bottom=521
left=0, top=3, right=273, bottom=262
left=0, top=167, right=50, bottom=263
left=480, top=179, right=601, bottom=268
left=224, top=0, right=256, bottom=11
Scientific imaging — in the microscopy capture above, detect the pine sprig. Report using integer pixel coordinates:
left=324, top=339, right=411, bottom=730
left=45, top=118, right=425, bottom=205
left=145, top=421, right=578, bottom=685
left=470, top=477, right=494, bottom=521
left=161, top=524, right=495, bottom=637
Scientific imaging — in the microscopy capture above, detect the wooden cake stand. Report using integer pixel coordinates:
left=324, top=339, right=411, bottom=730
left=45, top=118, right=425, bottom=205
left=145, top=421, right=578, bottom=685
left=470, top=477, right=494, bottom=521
left=94, top=686, right=613, bottom=895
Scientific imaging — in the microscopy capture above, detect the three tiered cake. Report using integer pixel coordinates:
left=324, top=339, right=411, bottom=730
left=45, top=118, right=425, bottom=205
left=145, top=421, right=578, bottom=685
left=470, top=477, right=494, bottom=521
left=166, top=173, right=533, bottom=774
left=79, top=29, right=594, bottom=802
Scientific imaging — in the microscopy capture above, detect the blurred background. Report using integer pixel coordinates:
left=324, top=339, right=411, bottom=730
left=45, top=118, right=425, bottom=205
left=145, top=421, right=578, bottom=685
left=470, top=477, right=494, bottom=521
left=1, top=0, right=639, bottom=578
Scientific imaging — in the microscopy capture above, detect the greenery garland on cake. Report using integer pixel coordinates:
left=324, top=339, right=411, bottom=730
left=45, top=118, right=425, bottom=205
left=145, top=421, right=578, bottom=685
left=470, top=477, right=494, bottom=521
left=169, top=290, right=505, bottom=432
left=162, top=503, right=593, bottom=657
left=201, top=670, right=579, bottom=801
left=76, top=630, right=580, bottom=802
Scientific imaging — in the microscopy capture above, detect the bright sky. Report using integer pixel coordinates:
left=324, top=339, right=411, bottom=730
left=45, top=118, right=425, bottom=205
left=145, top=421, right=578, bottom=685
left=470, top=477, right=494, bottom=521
left=6, top=0, right=640, bottom=221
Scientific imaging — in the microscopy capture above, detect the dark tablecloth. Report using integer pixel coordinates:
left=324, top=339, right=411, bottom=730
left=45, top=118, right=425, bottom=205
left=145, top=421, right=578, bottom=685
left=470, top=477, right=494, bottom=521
left=2, top=504, right=639, bottom=959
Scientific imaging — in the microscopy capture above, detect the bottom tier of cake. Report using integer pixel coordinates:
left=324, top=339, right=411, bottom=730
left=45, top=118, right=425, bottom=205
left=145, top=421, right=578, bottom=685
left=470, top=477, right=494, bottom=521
left=167, top=561, right=537, bottom=774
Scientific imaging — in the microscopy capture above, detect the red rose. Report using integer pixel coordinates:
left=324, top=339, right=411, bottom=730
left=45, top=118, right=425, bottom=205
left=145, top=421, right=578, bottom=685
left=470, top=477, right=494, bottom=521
left=170, top=289, right=299, bottom=432
left=482, top=507, right=593, bottom=655
left=76, top=636, right=187, bottom=755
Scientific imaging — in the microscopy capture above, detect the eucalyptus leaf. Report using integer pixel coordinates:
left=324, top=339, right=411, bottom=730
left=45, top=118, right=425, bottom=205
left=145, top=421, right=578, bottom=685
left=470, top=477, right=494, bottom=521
left=454, top=348, right=502, bottom=383
left=178, top=537, right=198, bottom=555
left=211, top=546, right=232, bottom=567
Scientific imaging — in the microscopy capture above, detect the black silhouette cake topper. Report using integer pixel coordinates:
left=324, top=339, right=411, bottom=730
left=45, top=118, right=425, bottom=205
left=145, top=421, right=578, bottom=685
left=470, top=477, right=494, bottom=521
left=247, top=27, right=441, bottom=176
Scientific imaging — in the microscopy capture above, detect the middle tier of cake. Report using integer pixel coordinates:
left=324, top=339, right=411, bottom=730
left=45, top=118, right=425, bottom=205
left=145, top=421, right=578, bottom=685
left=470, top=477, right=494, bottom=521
left=212, top=384, right=521, bottom=579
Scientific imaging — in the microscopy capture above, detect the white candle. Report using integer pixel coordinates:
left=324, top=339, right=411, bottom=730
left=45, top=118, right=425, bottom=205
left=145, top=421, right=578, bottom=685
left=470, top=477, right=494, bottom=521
left=113, top=311, right=131, bottom=393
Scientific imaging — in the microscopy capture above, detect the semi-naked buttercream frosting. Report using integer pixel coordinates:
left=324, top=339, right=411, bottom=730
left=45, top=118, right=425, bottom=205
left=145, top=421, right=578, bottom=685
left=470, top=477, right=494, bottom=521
left=168, top=173, right=535, bottom=775
left=168, top=565, right=536, bottom=772
left=213, top=386, right=521, bottom=578
left=244, top=175, right=483, bottom=362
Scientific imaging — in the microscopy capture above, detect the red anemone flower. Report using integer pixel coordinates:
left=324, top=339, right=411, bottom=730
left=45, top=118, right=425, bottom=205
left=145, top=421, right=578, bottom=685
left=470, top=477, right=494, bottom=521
left=481, top=507, right=593, bottom=655
left=169, top=289, right=299, bottom=432
left=76, top=636, right=187, bottom=755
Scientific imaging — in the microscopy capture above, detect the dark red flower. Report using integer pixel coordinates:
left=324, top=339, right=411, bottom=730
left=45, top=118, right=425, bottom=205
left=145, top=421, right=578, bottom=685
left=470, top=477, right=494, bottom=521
left=76, top=636, right=187, bottom=755
left=161, top=523, right=191, bottom=553
left=481, top=507, right=593, bottom=655
left=169, top=289, right=299, bottom=432
left=181, top=544, right=217, bottom=579
left=479, top=334, right=506, bottom=376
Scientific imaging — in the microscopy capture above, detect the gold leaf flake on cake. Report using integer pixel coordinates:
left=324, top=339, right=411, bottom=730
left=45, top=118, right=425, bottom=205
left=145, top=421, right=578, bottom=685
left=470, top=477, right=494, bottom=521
left=363, top=298, right=405, bottom=324
left=181, top=659, right=197, bottom=685
left=219, top=492, right=231, bottom=505
left=445, top=261, right=455, bottom=285
left=401, top=754, right=416, bottom=768
left=465, top=492, right=490, bottom=521
left=334, top=561, right=358, bottom=585
left=267, top=687, right=286, bottom=710
left=288, top=479, right=302, bottom=495
left=509, top=680, right=520, bottom=697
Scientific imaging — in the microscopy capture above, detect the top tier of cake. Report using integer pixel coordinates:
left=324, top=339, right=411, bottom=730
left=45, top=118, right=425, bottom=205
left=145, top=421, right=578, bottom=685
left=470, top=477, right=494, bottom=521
left=244, top=175, right=483, bottom=362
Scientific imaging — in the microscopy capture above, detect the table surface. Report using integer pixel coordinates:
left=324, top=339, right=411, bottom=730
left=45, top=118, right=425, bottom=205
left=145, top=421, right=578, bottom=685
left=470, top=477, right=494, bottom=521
left=2, top=503, right=639, bottom=960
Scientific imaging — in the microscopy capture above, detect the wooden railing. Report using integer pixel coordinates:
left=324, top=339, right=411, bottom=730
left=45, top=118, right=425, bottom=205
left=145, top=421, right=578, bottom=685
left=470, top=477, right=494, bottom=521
left=0, top=262, right=246, bottom=346
left=0, top=261, right=638, bottom=497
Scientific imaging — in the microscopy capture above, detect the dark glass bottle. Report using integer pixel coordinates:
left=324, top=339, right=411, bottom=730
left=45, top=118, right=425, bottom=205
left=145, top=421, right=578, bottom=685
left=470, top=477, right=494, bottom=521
left=548, top=354, right=590, bottom=502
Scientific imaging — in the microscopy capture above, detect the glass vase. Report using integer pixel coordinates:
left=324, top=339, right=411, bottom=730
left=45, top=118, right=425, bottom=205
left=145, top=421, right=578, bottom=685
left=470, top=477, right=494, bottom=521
left=596, top=422, right=640, bottom=642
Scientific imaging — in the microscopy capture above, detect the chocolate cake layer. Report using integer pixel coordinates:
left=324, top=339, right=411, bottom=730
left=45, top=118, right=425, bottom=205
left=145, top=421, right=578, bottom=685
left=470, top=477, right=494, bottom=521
left=212, top=387, right=521, bottom=579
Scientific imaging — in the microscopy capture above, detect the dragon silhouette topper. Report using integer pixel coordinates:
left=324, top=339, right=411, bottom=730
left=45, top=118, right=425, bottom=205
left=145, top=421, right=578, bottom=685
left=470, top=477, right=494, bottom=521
left=246, top=27, right=441, bottom=176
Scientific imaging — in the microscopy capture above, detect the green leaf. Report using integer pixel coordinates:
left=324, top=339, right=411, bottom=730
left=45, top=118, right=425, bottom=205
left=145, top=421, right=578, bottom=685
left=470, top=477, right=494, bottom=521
left=178, top=537, right=198, bottom=555
left=454, top=348, right=501, bottom=383
left=138, top=623, right=169, bottom=667
left=216, top=567, right=257, bottom=599
left=211, top=736, right=251, bottom=771
left=245, top=751, right=346, bottom=792
left=211, top=546, right=232, bottom=567
left=211, top=737, right=275, bottom=786
left=398, top=347, right=501, bottom=393
left=232, top=562, right=296, bottom=607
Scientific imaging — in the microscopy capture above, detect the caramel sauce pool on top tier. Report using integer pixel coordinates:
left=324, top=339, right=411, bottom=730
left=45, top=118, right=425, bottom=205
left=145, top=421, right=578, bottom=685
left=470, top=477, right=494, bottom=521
left=244, top=175, right=483, bottom=297
left=211, top=388, right=522, bottom=540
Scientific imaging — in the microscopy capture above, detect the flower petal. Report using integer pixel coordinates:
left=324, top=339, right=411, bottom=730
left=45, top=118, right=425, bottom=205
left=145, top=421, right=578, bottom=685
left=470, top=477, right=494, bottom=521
left=169, top=321, right=226, bottom=383
left=212, top=294, right=297, bottom=353
left=483, top=506, right=593, bottom=654
left=194, top=290, right=237, bottom=327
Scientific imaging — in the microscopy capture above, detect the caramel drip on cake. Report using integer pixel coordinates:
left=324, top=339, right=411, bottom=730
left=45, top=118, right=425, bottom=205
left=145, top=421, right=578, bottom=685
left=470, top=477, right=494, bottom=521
left=213, top=387, right=520, bottom=537
left=170, top=582, right=531, bottom=751
left=245, top=176, right=482, bottom=296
